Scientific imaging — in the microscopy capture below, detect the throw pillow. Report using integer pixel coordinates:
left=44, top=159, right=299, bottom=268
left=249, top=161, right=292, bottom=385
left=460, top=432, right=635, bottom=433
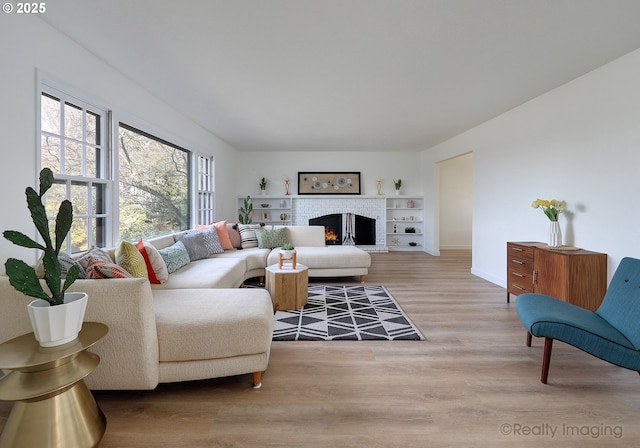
left=85, top=257, right=133, bottom=279
left=158, top=241, right=190, bottom=273
left=136, top=239, right=169, bottom=284
left=237, top=223, right=264, bottom=249
left=195, top=221, right=233, bottom=250
left=256, top=227, right=290, bottom=249
left=77, top=247, right=112, bottom=269
left=174, top=231, right=211, bottom=261
left=35, top=252, right=86, bottom=279
left=115, top=241, right=148, bottom=279
left=228, top=223, right=242, bottom=248
left=200, top=226, right=224, bottom=254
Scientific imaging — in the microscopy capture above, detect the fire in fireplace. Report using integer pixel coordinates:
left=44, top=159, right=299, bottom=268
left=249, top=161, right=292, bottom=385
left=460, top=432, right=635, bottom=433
left=309, top=213, right=376, bottom=246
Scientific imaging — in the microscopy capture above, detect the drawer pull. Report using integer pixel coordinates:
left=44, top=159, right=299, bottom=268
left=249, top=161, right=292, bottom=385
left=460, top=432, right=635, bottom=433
left=511, top=284, right=525, bottom=290
left=511, top=247, right=524, bottom=252
left=511, top=272, right=524, bottom=278
left=511, top=259, right=524, bottom=265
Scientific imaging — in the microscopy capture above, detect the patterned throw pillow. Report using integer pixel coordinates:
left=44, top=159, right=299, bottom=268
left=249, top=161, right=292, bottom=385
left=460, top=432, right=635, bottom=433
left=35, top=252, right=86, bottom=279
left=256, top=227, right=290, bottom=249
left=237, top=223, right=264, bottom=249
left=158, top=241, right=190, bottom=273
left=195, top=221, right=233, bottom=250
left=174, top=231, right=211, bottom=261
left=115, top=240, right=148, bottom=279
left=77, top=247, right=112, bottom=269
left=136, top=239, right=169, bottom=284
left=85, top=257, right=133, bottom=279
left=200, top=226, right=224, bottom=254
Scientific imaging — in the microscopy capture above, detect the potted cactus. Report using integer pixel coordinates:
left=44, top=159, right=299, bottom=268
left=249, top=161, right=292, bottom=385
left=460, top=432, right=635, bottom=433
left=238, top=195, right=253, bottom=224
left=393, top=179, right=402, bottom=195
left=280, top=242, right=295, bottom=259
left=3, top=168, right=87, bottom=347
left=259, top=177, right=267, bottom=194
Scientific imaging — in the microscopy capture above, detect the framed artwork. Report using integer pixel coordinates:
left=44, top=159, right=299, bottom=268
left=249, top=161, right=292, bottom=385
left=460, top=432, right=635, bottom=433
left=261, top=212, right=270, bottom=220
left=298, top=172, right=361, bottom=195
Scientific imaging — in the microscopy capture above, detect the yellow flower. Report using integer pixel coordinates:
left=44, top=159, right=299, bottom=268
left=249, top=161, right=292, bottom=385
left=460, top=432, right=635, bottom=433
left=531, top=198, right=566, bottom=221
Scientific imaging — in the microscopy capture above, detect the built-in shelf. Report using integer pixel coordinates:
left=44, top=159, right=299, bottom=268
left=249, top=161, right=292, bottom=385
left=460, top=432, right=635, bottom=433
left=386, top=196, right=424, bottom=251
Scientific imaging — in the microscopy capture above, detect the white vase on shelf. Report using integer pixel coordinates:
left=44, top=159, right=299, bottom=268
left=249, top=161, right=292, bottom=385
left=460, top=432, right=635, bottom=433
left=549, top=221, right=562, bottom=248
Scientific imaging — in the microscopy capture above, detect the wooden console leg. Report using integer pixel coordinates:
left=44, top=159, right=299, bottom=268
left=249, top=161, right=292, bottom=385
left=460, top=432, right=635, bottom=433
left=359, top=275, right=365, bottom=283
left=526, top=331, right=532, bottom=347
left=252, top=371, right=262, bottom=389
left=541, top=338, right=553, bottom=384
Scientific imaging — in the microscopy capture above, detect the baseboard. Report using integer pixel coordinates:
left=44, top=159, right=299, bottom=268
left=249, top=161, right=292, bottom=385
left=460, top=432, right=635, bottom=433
left=470, top=267, right=505, bottom=288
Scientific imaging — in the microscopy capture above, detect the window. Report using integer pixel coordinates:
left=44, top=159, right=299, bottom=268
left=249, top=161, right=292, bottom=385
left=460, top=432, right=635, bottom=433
left=118, top=123, right=191, bottom=240
left=40, top=90, right=109, bottom=253
left=197, top=155, right=215, bottom=225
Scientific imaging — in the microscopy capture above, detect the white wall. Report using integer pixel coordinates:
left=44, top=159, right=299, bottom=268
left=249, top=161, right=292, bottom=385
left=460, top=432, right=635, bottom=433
left=439, top=153, right=472, bottom=250
left=235, top=151, right=423, bottom=197
left=0, top=16, right=239, bottom=263
left=423, top=47, right=640, bottom=285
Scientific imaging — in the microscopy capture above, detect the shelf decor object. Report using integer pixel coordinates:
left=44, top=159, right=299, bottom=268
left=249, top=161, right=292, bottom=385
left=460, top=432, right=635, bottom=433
left=298, top=172, right=361, bottom=195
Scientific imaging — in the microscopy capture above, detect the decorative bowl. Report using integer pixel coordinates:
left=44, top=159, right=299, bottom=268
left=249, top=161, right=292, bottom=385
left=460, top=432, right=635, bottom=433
left=409, top=242, right=417, bottom=247
left=260, top=204, right=270, bottom=208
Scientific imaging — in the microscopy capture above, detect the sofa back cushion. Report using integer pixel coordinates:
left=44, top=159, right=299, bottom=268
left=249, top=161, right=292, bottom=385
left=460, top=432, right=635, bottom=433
left=158, top=241, right=191, bottom=273
left=285, top=226, right=325, bottom=247
left=256, top=227, right=290, bottom=249
left=115, top=241, right=149, bottom=278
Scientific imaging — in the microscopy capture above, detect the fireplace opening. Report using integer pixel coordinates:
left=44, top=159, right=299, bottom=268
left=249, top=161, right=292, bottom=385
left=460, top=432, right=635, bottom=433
left=354, top=215, right=376, bottom=245
left=309, top=214, right=342, bottom=245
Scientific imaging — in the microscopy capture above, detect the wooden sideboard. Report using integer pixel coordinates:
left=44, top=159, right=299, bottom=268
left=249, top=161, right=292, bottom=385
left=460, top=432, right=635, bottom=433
left=506, top=242, right=607, bottom=311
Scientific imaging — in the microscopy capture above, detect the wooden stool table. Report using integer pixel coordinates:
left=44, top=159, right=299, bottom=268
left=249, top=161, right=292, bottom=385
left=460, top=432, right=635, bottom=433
left=0, top=322, right=108, bottom=448
left=265, top=263, right=309, bottom=311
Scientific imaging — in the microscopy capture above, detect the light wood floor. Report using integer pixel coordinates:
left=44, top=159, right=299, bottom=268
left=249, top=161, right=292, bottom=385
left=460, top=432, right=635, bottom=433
left=2, top=251, right=639, bottom=447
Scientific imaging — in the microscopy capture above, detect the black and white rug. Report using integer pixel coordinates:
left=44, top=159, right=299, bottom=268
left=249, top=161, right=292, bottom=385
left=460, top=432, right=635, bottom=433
left=273, top=285, right=424, bottom=341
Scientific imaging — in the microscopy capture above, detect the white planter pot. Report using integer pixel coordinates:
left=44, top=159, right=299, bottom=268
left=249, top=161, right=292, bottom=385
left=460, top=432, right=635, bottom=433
left=280, top=249, right=295, bottom=259
left=27, top=292, right=88, bottom=347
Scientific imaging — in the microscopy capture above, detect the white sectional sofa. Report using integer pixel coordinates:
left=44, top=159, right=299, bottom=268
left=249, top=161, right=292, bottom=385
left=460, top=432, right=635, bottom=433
left=0, top=225, right=371, bottom=390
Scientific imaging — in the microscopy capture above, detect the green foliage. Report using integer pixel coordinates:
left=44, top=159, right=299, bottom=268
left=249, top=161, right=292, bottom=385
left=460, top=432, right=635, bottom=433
left=238, top=195, right=253, bottom=224
left=282, top=243, right=295, bottom=250
left=393, top=179, right=402, bottom=190
left=3, top=168, right=77, bottom=306
left=259, top=177, right=267, bottom=190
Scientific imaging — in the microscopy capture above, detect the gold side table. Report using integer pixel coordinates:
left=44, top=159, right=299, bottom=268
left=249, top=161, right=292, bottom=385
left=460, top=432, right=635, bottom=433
left=0, top=322, right=108, bottom=448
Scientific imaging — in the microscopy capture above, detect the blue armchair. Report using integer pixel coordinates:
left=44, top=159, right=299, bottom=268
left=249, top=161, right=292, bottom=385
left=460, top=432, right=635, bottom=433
left=516, top=257, right=640, bottom=384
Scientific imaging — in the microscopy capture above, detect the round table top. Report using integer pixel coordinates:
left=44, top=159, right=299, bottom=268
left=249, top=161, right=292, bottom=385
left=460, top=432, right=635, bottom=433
left=0, top=322, right=108, bottom=370
left=266, top=263, right=308, bottom=274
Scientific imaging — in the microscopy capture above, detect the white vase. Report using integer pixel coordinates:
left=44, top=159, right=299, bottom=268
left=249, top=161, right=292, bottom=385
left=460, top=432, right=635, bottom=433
left=395, top=189, right=400, bottom=196
left=549, top=221, right=562, bottom=248
left=260, top=189, right=267, bottom=195
left=27, top=292, right=88, bottom=347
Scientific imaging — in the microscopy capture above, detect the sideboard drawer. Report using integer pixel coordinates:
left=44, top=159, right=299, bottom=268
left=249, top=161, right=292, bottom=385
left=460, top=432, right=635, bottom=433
left=506, top=243, right=535, bottom=299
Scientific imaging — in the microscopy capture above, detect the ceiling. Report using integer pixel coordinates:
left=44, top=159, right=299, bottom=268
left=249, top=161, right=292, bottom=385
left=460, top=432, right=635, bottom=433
left=40, top=0, right=640, bottom=152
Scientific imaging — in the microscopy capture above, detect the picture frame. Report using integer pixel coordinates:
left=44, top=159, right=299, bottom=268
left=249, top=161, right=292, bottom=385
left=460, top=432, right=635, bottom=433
left=297, top=172, right=361, bottom=195
left=261, top=212, right=270, bottom=220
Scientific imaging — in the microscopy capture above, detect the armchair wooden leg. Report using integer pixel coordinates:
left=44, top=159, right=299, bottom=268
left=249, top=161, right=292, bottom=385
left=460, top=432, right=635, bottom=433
left=252, top=371, right=262, bottom=389
left=526, top=331, right=532, bottom=347
left=541, top=338, right=553, bottom=384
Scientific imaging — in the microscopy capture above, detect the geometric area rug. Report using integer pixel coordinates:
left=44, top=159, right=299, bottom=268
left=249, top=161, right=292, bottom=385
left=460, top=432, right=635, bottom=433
left=273, top=285, right=424, bottom=341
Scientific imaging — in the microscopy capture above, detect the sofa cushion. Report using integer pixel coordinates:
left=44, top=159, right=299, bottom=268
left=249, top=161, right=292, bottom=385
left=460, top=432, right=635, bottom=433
left=256, top=227, right=289, bottom=249
left=213, top=247, right=271, bottom=272
left=267, top=245, right=371, bottom=269
left=238, top=223, right=263, bottom=249
left=136, top=239, right=169, bottom=284
left=115, top=241, right=148, bottom=278
left=153, top=288, right=273, bottom=363
left=150, top=257, right=246, bottom=289
left=158, top=241, right=191, bottom=274
left=36, top=252, right=86, bottom=279
left=85, top=257, right=133, bottom=279
left=285, top=226, right=326, bottom=247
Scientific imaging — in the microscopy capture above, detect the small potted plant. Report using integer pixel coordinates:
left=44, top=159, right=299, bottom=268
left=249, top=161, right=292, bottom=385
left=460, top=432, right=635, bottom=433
left=3, top=168, right=87, bottom=347
left=280, top=242, right=295, bottom=259
left=405, top=226, right=416, bottom=233
left=259, top=177, right=267, bottom=194
left=393, top=179, right=402, bottom=195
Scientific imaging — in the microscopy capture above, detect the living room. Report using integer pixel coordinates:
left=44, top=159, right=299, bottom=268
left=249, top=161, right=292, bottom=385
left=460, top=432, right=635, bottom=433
left=2, top=1, right=640, bottom=446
